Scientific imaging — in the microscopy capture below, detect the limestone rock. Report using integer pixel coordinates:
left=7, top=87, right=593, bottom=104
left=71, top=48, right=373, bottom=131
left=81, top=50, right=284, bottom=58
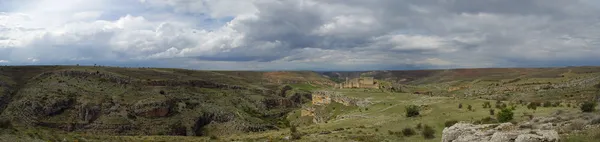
left=489, top=132, right=519, bottom=142
left=442, top=122, right=560, bottom=142
left=514, top=130, right=558, bottom=142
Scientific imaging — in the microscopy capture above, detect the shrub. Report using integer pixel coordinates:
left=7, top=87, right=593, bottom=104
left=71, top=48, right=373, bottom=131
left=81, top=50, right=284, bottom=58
left=0, top=119, right=11, bottom=129
left=458, top=103, right=463, bottom=109
left=495, top=100, right=503, bottom=108
left=415, top=123, right=422, bottom=130
left=581, top=102, right=597, bottom=112
left=444, top=120, right=458, bottom=128
left=552, top=102, right=560, bottom=107
left=478, top=116, right=499, bottom=124
left=422, top=125, right=435, bottom=139
left=590, top=116, right=600, bottom=125
left=567, top=103, right=571, bottom=108
left=467, top=105, right=472, bottom=111
left=569, top=120, right=586, bottom=131
left=497, top=108, right=514, bottom=123
left=483, top=101, right=491, bottom=108
left=527, top=102, right=538, bottom=110
left=209, top=135, right=219, bottom=140
left=489, top=109, right=495, bottom=116
left=543, top=101, right=552, bottom=107
left=290, top=125, right=302, bottom=140
left=405, top=105, right=420, bottom=117
left=159, top=90, right=166, bottom=95
left=402, top=127, right=416, bottom=137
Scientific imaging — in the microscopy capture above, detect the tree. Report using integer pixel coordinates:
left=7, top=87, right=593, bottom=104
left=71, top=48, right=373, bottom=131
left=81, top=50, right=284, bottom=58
left=467, top=105, right=473, bottom=111
left=496, top=108, right=514, bottom=123
left=489, top=109, right=495, bottom=116
left=581, top=102, right=597, bottom=112
left=458, top=103, right=463, bottom=109
left=406, top=105, right=420, bottom=117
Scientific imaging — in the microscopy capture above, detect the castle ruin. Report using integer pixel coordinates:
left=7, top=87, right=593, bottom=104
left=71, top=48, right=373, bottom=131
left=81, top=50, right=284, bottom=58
left=335, top=77, right=379, bottom=89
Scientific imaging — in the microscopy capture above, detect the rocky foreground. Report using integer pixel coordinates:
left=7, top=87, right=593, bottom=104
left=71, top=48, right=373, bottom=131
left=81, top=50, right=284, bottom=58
left=442, top=122, right=559, bottom=142
left=442, top=111, right=600, bottom=142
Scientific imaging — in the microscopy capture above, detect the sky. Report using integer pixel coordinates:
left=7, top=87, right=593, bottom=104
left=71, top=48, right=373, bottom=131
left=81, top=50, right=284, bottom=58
left=1, top=0, right=600, bottom=71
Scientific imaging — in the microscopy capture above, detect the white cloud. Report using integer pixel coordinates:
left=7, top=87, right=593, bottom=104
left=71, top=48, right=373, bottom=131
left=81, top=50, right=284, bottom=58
left=415, top=58, right=453, bottom=66
left=1, top=0, right=600, bottom=70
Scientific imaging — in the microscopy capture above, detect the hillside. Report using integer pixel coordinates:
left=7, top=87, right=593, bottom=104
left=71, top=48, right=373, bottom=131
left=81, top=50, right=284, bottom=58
left=0, top=66, right=334, bottom=139
left=1, top=66, right=600, bottom=142
left=322, top=66, right=600, bottom=102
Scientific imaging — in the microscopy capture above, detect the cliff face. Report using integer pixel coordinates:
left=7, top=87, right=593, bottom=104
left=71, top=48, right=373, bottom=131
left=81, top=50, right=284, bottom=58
left=301, top=91, right=369, bottom=123
left=310, top=91, right=365, bottom=106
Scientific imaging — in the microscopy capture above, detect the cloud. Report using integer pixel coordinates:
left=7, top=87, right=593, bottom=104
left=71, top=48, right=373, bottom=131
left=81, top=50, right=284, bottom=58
left=1, top=0, right=600, bottom=70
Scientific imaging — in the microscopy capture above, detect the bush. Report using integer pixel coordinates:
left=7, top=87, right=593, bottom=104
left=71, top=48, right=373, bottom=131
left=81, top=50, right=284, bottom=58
left=467, top=105, right=472, bottom=111
left=0, top=119, right=11, bottom=129
left=458, top=103, right=463, bottom=109
left=567, top=103, right=571, bottom=108
left=527, top=102, right=538, bottom=110
left=422, top=125, right=435, bottom=139
left=290, top=125, right=302, bottom=140
left=159, top=90, right=166, bottom=95
left=483, top=101, right=491, bottom=108
left=209, top=135, right=219, bottom=140
left=543, top=101, right=552, bottom=107
left=489, top=109, right=495, bottom=115
left=415, top=123, right=422, bottom=130
left=497, top=108, right=514, bottom=123
left=444, top=120, right=458, bottom=128
left=590, top=116, right=600, bottom=125
left=569, top=120, right=586, bottom=131
left=581, top=102, right=597, bottom=112
left=495, top=100, right=503, bottom=108
left=402, top=127, right=416, bottom=137
left=477, top=116, right=499, bottom=124
left=405, top=105, right=420, bottom=117
left=552, top=102, right=560, bottom=107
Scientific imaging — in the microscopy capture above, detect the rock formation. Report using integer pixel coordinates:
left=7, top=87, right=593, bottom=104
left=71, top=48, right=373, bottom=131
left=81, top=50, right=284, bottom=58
left=335, top=77, right=379, bottom=89
left=301, top=91, right=370, bottom=123
left=442, top=122, right=559, bottom=142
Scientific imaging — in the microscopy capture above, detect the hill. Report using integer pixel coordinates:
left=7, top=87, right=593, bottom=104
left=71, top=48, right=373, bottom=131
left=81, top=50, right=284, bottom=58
left=0, top=66, right=334, bottom=139
left=1, top=66, right=600, bottom=141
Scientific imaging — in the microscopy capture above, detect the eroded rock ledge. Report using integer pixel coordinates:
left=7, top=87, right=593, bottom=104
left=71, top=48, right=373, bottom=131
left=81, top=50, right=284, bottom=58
left=442, top=122, right=559, bottom=142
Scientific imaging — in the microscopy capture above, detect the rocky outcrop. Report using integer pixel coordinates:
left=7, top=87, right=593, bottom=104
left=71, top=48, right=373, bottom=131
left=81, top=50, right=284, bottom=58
left=442, top=122, right=559, bottom=142
left=132, top=99, right=173, bottom=118
left=311, top=91, right=369, bottom=107
left=301, top=91, right=371, bottom=124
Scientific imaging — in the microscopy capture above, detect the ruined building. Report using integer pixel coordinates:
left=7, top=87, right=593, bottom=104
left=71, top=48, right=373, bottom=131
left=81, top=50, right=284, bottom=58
left=335, top=77, right=379, bottom=89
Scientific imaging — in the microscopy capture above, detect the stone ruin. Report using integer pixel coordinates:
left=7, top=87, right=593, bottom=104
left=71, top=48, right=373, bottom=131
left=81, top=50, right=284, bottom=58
left=335, top=77, right=379, bottom=89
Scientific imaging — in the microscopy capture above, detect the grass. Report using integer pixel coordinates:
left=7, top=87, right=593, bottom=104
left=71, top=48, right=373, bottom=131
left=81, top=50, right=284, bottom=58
left=2, top=66, right=600, bottom=141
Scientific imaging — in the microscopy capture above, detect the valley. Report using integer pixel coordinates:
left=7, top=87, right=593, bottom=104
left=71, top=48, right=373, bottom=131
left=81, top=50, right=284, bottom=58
left=1, top=66, right=600, bottom=142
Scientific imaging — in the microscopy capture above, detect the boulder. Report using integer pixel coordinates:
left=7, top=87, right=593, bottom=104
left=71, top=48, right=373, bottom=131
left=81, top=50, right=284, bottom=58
left=514, top=130, right=558, bottom=142
left=490, top=132, right=519, bottom=142
left=442, top=122, right=560, bottom=142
